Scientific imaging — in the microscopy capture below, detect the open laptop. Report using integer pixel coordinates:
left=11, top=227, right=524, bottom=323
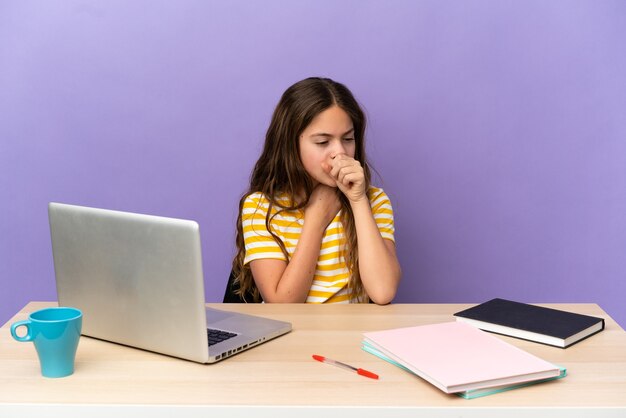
left=48, top=202, right=291, bottom=363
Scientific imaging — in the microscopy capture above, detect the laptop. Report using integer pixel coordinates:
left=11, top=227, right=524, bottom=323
left=48, top=202, right=292, bottom=363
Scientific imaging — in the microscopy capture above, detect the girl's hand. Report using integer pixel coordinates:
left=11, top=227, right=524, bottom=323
left=324, top=154, right=366, bottom=203
left=305, top=184, right=342, bottom=230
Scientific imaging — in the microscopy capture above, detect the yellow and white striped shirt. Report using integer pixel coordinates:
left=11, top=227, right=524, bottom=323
left=242, top=187, right=395, bottom=303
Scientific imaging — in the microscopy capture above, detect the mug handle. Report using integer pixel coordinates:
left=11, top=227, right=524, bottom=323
left=10, top=320, right=33, bottom=342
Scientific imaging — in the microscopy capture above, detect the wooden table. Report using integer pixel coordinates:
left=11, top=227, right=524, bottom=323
left=1, top=302, right=625, bottom=417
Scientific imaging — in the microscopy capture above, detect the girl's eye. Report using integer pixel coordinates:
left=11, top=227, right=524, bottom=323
left=343, top=137, right=355, bottom=142
left=316, top=141, right=328, bottom=146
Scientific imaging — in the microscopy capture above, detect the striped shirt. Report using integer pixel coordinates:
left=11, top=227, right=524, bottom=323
left=242, top=187, right=395, bottom=303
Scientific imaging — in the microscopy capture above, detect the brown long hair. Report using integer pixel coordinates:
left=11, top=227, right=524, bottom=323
left=232, top=77, right=371, bottom=302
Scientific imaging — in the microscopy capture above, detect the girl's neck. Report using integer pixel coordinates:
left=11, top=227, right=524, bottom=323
left=294, top=180, right=319, bottom=204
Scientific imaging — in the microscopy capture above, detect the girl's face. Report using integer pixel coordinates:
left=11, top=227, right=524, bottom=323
left=299, top=105, right=356, bottom=188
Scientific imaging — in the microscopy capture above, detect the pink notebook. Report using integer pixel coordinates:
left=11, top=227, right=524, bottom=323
left=363, top=321, right=560, bottom=393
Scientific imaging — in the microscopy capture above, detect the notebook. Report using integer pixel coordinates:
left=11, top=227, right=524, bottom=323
left=362, top=341, right=566, bottom=399
left=453, top=298, right=604, bottom=348
left=49, top=202, right=292, bottom=363
left=362, top=321, right=562, bottom=394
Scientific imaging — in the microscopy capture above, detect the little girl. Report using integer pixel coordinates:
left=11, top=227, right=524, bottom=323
left=231, top=77, right=401, bottom=304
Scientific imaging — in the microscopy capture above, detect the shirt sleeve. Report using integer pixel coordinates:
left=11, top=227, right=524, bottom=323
left=369, top=188, right=395, bottom=243
left=242, top=193, right=288, bottom=265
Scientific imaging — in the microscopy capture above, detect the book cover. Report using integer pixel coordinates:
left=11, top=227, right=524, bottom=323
left=362, top=341, right=567, bottom=399
left=362, top=321, right=561, bottom=394
left=453, top=298, right=605, bottom=348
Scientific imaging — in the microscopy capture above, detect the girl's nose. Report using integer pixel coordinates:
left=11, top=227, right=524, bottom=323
left=330, top=140, right=347, bottom=159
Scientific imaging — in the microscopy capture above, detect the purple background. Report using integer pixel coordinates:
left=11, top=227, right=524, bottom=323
left=1, top=1, right=625, bottom=327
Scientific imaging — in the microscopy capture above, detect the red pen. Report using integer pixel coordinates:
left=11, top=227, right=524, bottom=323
left=312, top=354, right=379, bottom=380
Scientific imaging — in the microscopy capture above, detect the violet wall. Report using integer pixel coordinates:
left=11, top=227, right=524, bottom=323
left=1, top=1, right=625, bottom=326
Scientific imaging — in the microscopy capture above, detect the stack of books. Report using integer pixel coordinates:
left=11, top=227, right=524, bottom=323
left=363, top=299, right=605, bottom=399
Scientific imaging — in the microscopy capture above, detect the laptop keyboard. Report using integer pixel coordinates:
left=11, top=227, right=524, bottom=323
left=207, top=328, right=237, bottom=346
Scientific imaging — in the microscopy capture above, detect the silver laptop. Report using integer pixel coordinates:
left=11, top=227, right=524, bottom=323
left=48, top=202, right=291, bottom=363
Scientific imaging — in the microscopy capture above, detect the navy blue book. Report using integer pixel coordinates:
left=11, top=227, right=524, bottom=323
left=454, top=298, right=605, bottom=348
